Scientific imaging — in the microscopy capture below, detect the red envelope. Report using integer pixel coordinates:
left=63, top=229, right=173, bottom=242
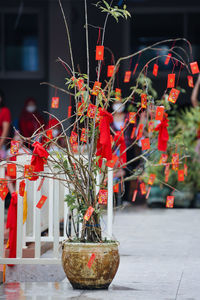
left=98, top=189, right=108, bottom=204
left=129, top=112, right=136, bottom=124
left=155, top=106, right=164, bottom=121
left=168, top=88, right=180, bottom=104
left=87, top=253, right=96, bottom=268
left=96, top=45, right=104, bottom=60
left=166, top=196, right=174, bottom=208
left=141, top=138, right=150, bottom=150
left=115, top=88, right=121, bottom=101
left=113, top=183, right=119, bottom=193
left=190, top=61, right=199, bottom=74
left=141, top=93, right=147, bottom=108
left=36, top=195, right=47, bottom=209
left=153, top=64, right=158, bottom=76
left=165, top=53, right=172, bottom=65
left=70, top=131, right=78, bottom=144
left=10, top=140, right=19, bottom=155
left=132, top=190, right=138, bottom=202
left=148, top=121, right=154, bottom=133
left=51, top=97, right=59, bottom=109
left=92, top=81, right=102, bottom=96
left=7, top=164, right=16, bottom=177
left=165, top=172, right=169, bottom=183
left=178, top=170, right=184, bottom=182
left=47, top=130, right=53, bottom=140
left=124, top=71, right=131, bottom=83
left=172, top=153, right=179, bottom=171
left=81, top=128, right=87, bottom=143
left=187, top=75, right=194, bottom=88
left=87, top=104, right=97, bottom=118
left=78, top=102, right=85, bottom=116
left=19, top=180, right=26, bottom=197
left=148, top=174, right=156, bottom=185
left=107, top=65, right=115, bottom=77
left=37, top=178, right=45, bottom=192
left=106, top=155, right=118, bottom=168
left=160, top=154, right=168, bottom=164
left=140, top=182, right=146, bottom=195
left=167, top=73, right=175, bottom=88
left=0, top=186, right=8, bottom=201
left=136, top=124, right=144, bottom=140
left=68, top=106, right=72, bottom=118
left=84, top=206, right=94, bottom=221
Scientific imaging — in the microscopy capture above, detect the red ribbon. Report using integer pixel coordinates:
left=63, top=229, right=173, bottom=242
left=154, top=115, right=169, bottom=152
left=31, top=142, right=49, bottom=173
left=114, top=131, right=127, bottom=167
left=96, top=109, right=113, bottom=165
left=6, top=192, right=18, bottom=266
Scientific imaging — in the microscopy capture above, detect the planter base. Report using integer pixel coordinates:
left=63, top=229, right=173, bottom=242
left=71, top=282, right=109, bottom=290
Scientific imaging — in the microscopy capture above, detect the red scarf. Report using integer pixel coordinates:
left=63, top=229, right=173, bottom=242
left=31, top=142, right=49, bottom=172
left=154, top=116, right=169, bottom=152
left=114, top=131, right=127, bottom=167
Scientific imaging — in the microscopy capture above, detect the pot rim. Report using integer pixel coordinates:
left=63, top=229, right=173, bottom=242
left=62, top=241, right=119, bottom=246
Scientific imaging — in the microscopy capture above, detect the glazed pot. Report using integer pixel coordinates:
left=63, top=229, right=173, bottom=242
left=62, top=242, right=120, bottom=290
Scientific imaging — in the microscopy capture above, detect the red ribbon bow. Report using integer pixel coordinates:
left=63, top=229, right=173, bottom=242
left=154, top=115, right=169, bottom=152
left=31, top=142, right=49, bottom=172
left=114, top=131, right=127, bottom=167
left=96, top=109, right=113, bottom=165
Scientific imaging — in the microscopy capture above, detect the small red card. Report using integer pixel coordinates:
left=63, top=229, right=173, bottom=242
left=187, top=75, right=194, bottom=88
left=124, top=71, right=131, bottom=83
left=129, top=112, right=136, bottom=124
left=68, top=106, right=72, bottom=118
left=80, top=128, right=87, bottom=143
left=165, top=53, right=172, bottom=65
left=0, top=186, right=8, bottom=201
left=172, top=153, right=179, bottom=171
left=148, top=174, right=156, bottom=185
left=136, top=124, right=144, bottom=140
left=115, top=88, right=121, bottom=101
left=7, top=164, right=16, bottom=177
left=153, top=64, right=158, bottom=76
left=92, top=81, right=102, bottom=96
left=10, top=140, right=19, bottom=155
left=148, top=121, right=154, bottom=133
left=87, top=253, right=96, bottom=268
left=107, top=65, right=115, bottom=77
left=141, top=138, right=150, bottom=150
left=167, top=73, right=175, bottom=88
left=36, top=195, right=47, bottom=209
left=190, top=61, right=199, bottom=74
left=141, top=93, right=147, bottom=108
left=37, top=177, right=45, bottom=192
left=98, top=189, right=108, bottom=205
left=140, top=182, right=146, bottom=195
left=131, top=127, right=136, bottom=139
left=84, top=206, right=94, bottom=221
left=70, top=131, right=78, bottom=145
left=155, top=106, right=164, bottom=121
left=168, top=88, right=180, bottom=104
left=51, top=97, right=59, bottom=109
left=96, top=45, right=104, bottom=60
left=46, top=130, right=53, bottom=140
left=78, top=102, right=85, bottom=116
left=19, top=180, right=26, bottom=197
left=87, top=104, right=97, bottom=118
left=160, top=154, right=168, bottom=164
left=106, top=155, right=118, bottom=168
left=24, top=165, right=38, bottom=181
left=113, top=183, right=119, bottom=193
left=166, top=196, right=174, bottom=208
left=178, top=170, right=184, bottom=182
left=165, top=172, right=169, bottom=183
left=132, top=190, right=138, bottom=202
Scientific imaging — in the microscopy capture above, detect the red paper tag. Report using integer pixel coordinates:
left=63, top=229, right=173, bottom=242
left=148, top=174, right=156, bottom=185
left=80, top=128, right=87, bottom=143
left=84, top=206, right=94, bottom=221
left=141, top=93, right=147, bottom=108
left=131, top=127, right=136, bottom=139
left=98, top=189, right=108, bottom=205
left=92, top=81, right=102, bottom=96
left=37, top=177, right=45, bottom=192
left=164, top=163, right=170, bottom=175
left=68, top=106, right=72, bottom=118
left=166, top=196, right=174, bottom=208
left=115, top=88, right=121, bottom=101
left=10, top=141, right=19, bottom=155
left=87, top=253, right=96, bottom=268
left=70, top=131, right=78, bottom=144
left=153, top=64, right=158, bottom=76
left=172, top=153, right=179, bottom=171
left=7, top=164, right=16, bottom=177
left=87, top=104, right=97, bottom=118
left=184, top=164, right=188, bottom=176
left=148, top=121, right=154, bottom=133
left=141, top=138, right=150, bottom=150
left=78, top=102, right=85, bottom=116
left=165, top=172, right=169, bottom=183
left=168, top=88, right=180, bottom=104
left=165, top=53, right=172, bottom=65
left=136, top=124, right=144, bottom=140
left=140, top=182, right=146, bottom=195
left=107, top=65, right=115, bottom=77
left=19, top=180, right=26, bottom=197
left=106, top=155, right=118, bottom=168
left=36, top=195, right=47, bottom=209
left=132, top=190, right=138, bottom=202
left=77, top=79, right=85, bottom=91
left=24, top=165, right=37, bottom=180
left=0, top=186, right=8, bottom=201
left=155, top=106, right=164, bottom=121
left=96, top=45, right=104, bottom=60
left=190, top=61, right=200, bottom=74
left=129, top=112, right=136, bottom=124
left=167, top=73, right=175, bottom=88
left=113, top=183, right=119, bottom=193
left=47, top=130, right=53, bottom=140
left=133, top=63, right=138, bottom=75
left=160, top=154, right=168, bottom=164
left=178, top=169, right=184, bottom=182
left=187, top=75, right=194, bottom=88
left=146, top=187, right=151, bottom=199
left=51, top=97, right=59, bottom=109
left=124, top=71, right=131, bottom=83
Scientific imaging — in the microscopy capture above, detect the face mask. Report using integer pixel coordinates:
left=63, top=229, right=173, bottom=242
left=52, top=129, right=60, bottom=138
left=26, top=105, right=36, bottom=113
left=112, top=103, right=125, bottom=113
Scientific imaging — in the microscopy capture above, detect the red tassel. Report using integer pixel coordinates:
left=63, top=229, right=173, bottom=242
left=68, top=106, right=72, bottom=118
left=114, top=131, right=127, bottom=167
left=154, top=114, right=169, bottom=152
left=31, top=142, right=49, bottom=173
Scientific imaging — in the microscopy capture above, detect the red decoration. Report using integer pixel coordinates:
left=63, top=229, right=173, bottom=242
left=7, top=164, right=16, bottom=177
left=0, top=186, right=8, bottom=201
left=190, top=61, right=199, bottom=74
left=98, top=189, right=108, bottom=204
left=106, top=154, right=118, bottom=168
left=37, top=178, right=45, bottom=192
left=107, top=65, right=115, bottom=77
left=133, top=63, right=138, bottom=75
left=114, top=131, right=127, bottom=166
left=51, top=97, right=59, bottom=109
left=166, top=196, right=174, bottom=208
left=148, top=121, right=154, bottom=133
left=31, top=142, right=49, bottom=173
left=136, top=124, right=144, bottom=140
left=68, top=106, right=72, bottom=118
left=19, top=180, right=26, bottom=197
left=129, top=112, right=136, bottom=124
left=96, top=45, right=104, bottom=60
left=70, top=131, right=78, bottom=145
left=155, top=106, right=164, bottom=121
left=131, top=127, right=136, bottom=139
left=140, top=182, right=146, bottom=195
left=132, top=190, right=138, bottom=202
left=84, top=206, right=94, bottom=221
left=92, top=81, right=102, bottom=96
left=87, top=104, right=97, bottom=118
left=160, top=154, right=168, bottom=164
left=184, top=164, right=188, bottom=176
left=87, top=253, right=96, bottom=268
left=172, top=153, right=179, bottom=171
left=148, top=174, right=156, bottom=186
left=165, top=53, right=172, bottom=65
left=115, top=88, right=121, bottom=101
left=153, top=64, right=158, bottom=76
left=10, top=141, right=19, bottom=155
left=167, top=73, right=175, bottom=88
left=178, top=170, right=184, bottom=182
left=124, top=71, right=131, bottom=83
left=154, top=114, right=169, bottom=152
left=80, top=128, right=87, bottom=143
left=78, top=102, right=85, bottom=116
left=46, top=130, right=53, bottom=140
left=141, top=138, right=150, bottom=151
left=113, top=183, right=119, bottom=193
left=77, top=79, right=85, bottom=91
left=187, top=75, right=194, bottom=88
left=36, top=195, right=47, bottom=209
left=141, top=93, right=147, bottom=108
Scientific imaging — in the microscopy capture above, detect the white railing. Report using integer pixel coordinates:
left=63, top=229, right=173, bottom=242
left=0, top=155, right=114, bottom=265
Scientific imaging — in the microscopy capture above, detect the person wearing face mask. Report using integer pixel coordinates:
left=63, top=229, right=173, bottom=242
left=0, top=89, right=11, bottom=160
left=19, top=97, right=45, bottom=138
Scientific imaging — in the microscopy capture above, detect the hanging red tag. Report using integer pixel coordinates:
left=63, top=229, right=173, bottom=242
left=146, top=187, right=151, bottom=199
left=51, top=97, right=59, bottom=109
left=113, top=183, right=119, bottom=193
left=132, top=190, right=138, bottom=202
left=115, top=88, right=121, bottom=101
left=96, top=45, right=104, bottom=60
left=166, top=195, right=174, bottom=208
left=165, top=172, right=169, bottom=183
left=78, top=102, right=85, bottom=116
left=160, top=154, right=168, bottom=164
left=19, top=180, right=26, bottom=197
left=168, top=88, right=180, bottom=104
left=70, top=131, right=78, bottom=144
left=0, top=186, right=8, bottom=201
left=190, top=61, right=200, bottom=74
left=129, top=112, right=136, bottom=124
left=136, top=124, right=144, bottom=140
left=172, top=153, right=179, bottom=171
left=141, top=93, right=147, bottom=108
left=7, top=164, right=16, bottom=177
left=37, top=177, right=45, bottom=192
left=133, top=63, right=138, bottom=75
left=107, top=65, right=115, bottom=77
left=87, top=253, right=96, bottom=268
left=80, top=128, right=87, bottom=143
left=178, top=170, right=184, bottom=182
left=148, top=174, right=156, bottom=185
left=106, top=154, right=118, bottom=168
left=140, top=182, right=146, bottom=195
left=141, top=138, right=150, bottom=150
left=10, top=140, right=19, bottom=155
left=68, top=106, right=72, bottom=118
left=92, top=81, right=102, bottom=96
left=24, top=165, right=35, bottom=178
left=155, top=106, right=164, bottom=121
left=87, top=104, right=97, bottom=118
left=98, top=189, right=108, bottom=205
left=165, top=53, right=172, bottom=65
left=84, top=206, right=94, bottom=221
left=124, top=71, right=131, bottom=83
left=167, top=73, right=175, bottom=88
left=36, top=195, right=47, bottom=209
left=131, top=127, right=136, bottom=139
left=187, top=75, right=194, bottom=88
left=164, top=163, right=170, bottom=175
left=148, top=121, right=154, bottom=133
left=76, top=78, right=85, bottom=92
left=153, top=64, right=158, bottom=76
left=184, top=164, right=188, bottom=176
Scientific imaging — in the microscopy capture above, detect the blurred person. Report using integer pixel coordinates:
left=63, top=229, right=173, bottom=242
left=0, top=89, right=11, bottom=160
left=19, top=97, right=45, bottom=138
left=191, top=74, right=200, bottom=107
left=44, top=118, right=65, bottom=152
